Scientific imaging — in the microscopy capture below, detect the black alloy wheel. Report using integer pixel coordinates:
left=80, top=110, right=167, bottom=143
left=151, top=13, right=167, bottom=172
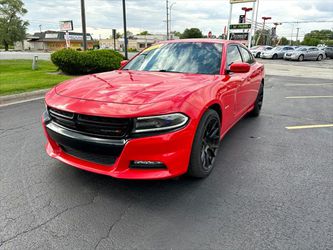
left=249, top=82, right=264, bottom=117
left=188, top=110, right=221, bottom=178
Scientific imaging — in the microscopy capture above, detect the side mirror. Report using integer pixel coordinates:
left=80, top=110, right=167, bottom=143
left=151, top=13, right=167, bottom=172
left=229, top=62, right=250, bottom=73
left=120, top=60, right=129, bottom=68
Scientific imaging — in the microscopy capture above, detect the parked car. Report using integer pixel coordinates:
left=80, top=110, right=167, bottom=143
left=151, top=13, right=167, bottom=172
left=322, top=46, right=333, bottom=59
left=261, top=46, right=294, bottom=59
left=250, top=45, right=273, bottom=58
left=284, top=46, right=325, bottom=61
left=42, top=39, right=265, bottom=180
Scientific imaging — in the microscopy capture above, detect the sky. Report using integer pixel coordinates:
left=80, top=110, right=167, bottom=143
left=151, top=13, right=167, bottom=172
left=24, top=0, right=333, bottom=40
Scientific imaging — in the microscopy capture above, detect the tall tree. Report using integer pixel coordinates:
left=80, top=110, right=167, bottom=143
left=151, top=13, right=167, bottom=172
left=181, top=28, right=203, bottom=39
left=0, top=0, right=28, bottom=51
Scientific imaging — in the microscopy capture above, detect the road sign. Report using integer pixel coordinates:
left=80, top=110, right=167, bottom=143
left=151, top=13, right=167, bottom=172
left=229, top=23, right=251, bottom=29
left=230, top=32, right=249, bottom=41
left=59, top=20, right=73, bottom=31
left=230, top=0, right=256, bottom=4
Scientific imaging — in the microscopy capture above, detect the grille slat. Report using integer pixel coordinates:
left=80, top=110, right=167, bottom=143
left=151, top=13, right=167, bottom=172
left=48, top=107, right=132, bottom=139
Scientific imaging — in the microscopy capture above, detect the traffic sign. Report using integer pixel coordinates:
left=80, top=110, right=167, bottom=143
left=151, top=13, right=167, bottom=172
left=229, top=23, right=251, bottom=29
left=230, top=32, right=249, bottom=41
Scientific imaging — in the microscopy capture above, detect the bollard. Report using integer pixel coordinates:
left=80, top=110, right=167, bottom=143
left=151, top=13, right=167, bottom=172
left=32, top=55, right=38, bottom=70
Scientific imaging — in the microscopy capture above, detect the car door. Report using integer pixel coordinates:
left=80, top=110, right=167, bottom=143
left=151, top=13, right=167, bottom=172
left=225, top=44, right=247, bottom=122
left=238, top=46, right=259, bottom=110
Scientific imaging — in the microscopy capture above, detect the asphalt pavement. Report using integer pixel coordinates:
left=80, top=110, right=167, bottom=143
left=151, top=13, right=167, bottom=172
left=0, top=71, right=332, bottom=249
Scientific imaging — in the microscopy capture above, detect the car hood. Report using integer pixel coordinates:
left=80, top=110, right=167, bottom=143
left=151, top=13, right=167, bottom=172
left=55, top=70, right=215, bottom=105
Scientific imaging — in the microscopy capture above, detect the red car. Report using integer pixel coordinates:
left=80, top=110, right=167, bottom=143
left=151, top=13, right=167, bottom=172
left=42, top=39, right=264, bottom=180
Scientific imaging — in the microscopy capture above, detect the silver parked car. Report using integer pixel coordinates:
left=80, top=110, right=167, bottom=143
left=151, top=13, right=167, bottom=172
left=250, top=45, right=273, bottom=58
left=261, top=46, right=294, bottom=59
left=284, top=46, right=325, bottom=61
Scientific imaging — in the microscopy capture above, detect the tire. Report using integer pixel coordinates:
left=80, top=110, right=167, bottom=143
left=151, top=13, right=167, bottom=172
left=249, top=82, right=264, bottom=117
left=272, top=54, right=278, bottom=59
left=298, top=55, right=304, bottom=61
left=188, top=109, right=221, bottom=178
left=256, top=52, right=261, bottom=58
left=317, top=54, right=323, bottom=61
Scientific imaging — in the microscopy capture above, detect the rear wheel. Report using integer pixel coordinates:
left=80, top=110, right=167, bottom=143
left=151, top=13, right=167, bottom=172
left=249, top=82, right=264, bottom=117
left=317, top=54, right=323, bottom=61
left=188, top=110, right=221, bottom=178
left=256, top=52, right=261, bottom=58
left=298, top=55, right=304, bottom=61
left=272, top=54, right=278, bottom=59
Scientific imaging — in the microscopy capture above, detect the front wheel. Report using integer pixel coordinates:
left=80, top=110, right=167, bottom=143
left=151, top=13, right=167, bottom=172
left=188, top=110, right=221, bottom=178
left=249, top=82, right=264, bottom=117
left=298, top=55, right=304, bottom=61
left=317, top=54, right=323, bottom=61
left=272, top=54, right=278, bottom=59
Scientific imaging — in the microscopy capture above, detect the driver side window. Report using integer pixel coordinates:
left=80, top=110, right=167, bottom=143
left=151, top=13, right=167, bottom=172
left=227, top=45, right=242, bottom=68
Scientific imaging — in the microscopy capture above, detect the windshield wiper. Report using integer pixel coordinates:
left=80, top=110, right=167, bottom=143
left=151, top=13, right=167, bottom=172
left=155, top=69, right=183, bottom=73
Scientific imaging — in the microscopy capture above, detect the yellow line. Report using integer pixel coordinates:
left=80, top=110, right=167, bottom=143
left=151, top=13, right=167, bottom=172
left=286, top=124, right=333, bottom=130
left=285, top=96, right=333, bottom=99
left=285, top=83, right=333, bottom=86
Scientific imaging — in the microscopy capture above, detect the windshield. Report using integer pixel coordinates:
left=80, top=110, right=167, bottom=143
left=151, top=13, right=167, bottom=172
left=272, top=47, right=282, bottom=51
left=123, top=42, right=223, bottom=75
left=251, top=46, right=260, bottom=50
left=296, top=47, right=307, bottom=51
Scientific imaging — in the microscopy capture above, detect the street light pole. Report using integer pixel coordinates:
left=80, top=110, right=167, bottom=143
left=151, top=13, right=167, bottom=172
left=257, top=16, right=271, bottom=45
left=169, top=2, right=176, bottom=39
left=80, top=0, right=87, bottom=50
left=122, top=0, right=128, bottom=59
left=166, top=0, right=169, bottom=40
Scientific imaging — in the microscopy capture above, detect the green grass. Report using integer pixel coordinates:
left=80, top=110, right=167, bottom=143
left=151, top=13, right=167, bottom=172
left=0, top=60, right=74, bottom=96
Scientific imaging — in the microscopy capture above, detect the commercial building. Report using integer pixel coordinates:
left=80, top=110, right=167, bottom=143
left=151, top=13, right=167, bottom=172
left=14, top=30, right=94, bottom=51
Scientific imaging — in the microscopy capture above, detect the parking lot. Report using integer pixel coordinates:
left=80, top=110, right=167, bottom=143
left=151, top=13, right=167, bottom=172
left=0, top=60, right=332, bottom=249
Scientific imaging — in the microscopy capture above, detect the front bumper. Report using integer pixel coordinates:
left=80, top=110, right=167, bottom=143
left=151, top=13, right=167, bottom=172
left=42, top=113, right=195, bottom=180
left=260, top=53, right=273, bottom=59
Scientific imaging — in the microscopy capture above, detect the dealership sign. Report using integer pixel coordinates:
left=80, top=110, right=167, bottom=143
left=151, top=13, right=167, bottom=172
left=230, top=32, right=249, bottom=41
left=59, top=20, right=73, bottom=31
left=230, top=0, right=256, bottom=4
left=229, top=23, right=251, bottom=29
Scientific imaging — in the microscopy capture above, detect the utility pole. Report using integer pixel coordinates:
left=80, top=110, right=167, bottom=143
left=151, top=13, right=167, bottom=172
left=296, top=27, right=300, bottom=45
left=122, top=0, right=128, bottom=59
left=39, top=24, right=42, bottom=33
left=169, top=2, right=176, bottom=40
left=166, top=0, right=169, bottom=40
left=290, top=23, right=294, bottom=45
left=80, top=0, right=87, bottom=50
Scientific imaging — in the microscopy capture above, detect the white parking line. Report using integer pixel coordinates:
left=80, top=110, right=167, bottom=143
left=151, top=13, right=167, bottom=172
left=285, top=83, right=333, bottom=87
left=285, top=96, right=333, bottom=99
left=286, top=124, right=333, bottom=130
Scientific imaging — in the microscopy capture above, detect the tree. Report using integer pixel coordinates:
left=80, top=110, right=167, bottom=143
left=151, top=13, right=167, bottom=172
left=138, top=31, right=151, bottom=35
left=279, top=37, right=289, bottom=45
left=181, top=28, right=203, bottom=39
left=173, top=31, right=182, bottom=38
left=0, top=0, right=29, bottom=51
left=301, top=30, right=333, bottom=46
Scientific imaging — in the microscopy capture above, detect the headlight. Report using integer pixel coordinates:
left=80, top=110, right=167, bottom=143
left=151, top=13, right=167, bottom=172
left=133, top=113, right=189, bottom=133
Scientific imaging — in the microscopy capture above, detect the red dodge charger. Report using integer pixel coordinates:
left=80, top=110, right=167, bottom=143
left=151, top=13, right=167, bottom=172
left=42, top=39, right=264, bottom=180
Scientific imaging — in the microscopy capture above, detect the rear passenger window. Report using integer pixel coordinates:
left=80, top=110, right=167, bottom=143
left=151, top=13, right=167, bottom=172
left=227, top=45, right=243, bottom=67
left=239, top=47, right=255, bottom=64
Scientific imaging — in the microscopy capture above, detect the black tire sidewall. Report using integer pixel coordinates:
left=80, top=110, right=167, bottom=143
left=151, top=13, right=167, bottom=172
left=188, top=109, right=220, bottom=178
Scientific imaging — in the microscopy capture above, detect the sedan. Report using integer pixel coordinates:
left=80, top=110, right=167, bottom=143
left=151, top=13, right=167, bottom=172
left=250, top=45, right=273, bottom=58
left=42, top=39, right=265, bottom=180
left=284, top=46, right=325, bottom=61
left=322, top=47, right=333, bottom=59
left=261, top=46, right=294, bottom=59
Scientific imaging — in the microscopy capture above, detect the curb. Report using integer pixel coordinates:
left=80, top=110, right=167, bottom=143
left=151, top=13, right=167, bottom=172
left=0, top=89, right=49, bottom=107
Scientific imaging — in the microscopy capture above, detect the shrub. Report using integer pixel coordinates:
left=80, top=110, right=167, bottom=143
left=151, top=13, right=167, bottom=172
left=51, top=49, right=124, bottom=75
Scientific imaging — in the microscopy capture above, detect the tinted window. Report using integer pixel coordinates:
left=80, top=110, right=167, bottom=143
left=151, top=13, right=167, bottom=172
left=227, top=45, right=242, bottom=67
left=124, top=42, right=223, bottom=75
left=309, top=48, right=319, bottom=51
left=239, top=46, right=255, bottom=64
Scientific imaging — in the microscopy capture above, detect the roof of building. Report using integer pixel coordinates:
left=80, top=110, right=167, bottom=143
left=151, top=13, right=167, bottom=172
left=27, top=30, right=94, bottom=42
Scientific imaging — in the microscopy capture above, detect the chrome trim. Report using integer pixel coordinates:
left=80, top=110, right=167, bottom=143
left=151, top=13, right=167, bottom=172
left=46, top=122, right=126, bottom=146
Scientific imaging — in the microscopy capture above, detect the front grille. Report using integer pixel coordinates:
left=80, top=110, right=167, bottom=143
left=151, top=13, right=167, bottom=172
left=48, top=107, right=132, bottom=139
